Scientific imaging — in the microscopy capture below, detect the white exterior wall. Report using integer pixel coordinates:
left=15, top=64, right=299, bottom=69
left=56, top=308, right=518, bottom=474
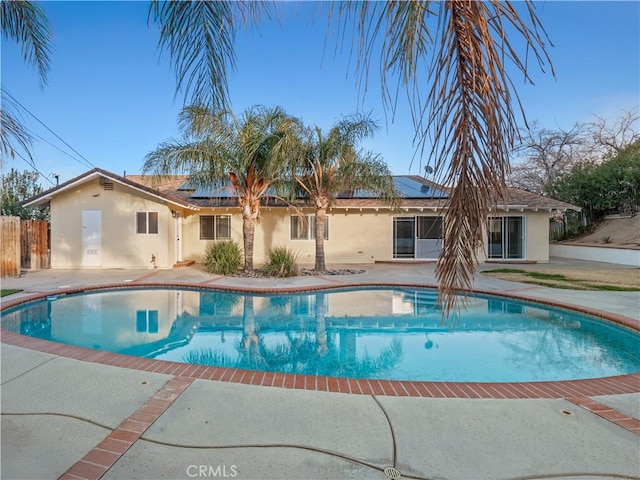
left=50, top=178, right=176, bottom=268
left=550, top=244, right=640, bottom=267
left=478, top=211, right=551, bottom=263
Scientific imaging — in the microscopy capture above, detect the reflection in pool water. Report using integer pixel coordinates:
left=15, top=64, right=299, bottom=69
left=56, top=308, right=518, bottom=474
left=2, top=287, right=639, bottom=382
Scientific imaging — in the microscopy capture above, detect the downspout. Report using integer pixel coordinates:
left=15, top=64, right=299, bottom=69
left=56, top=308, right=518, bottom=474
left=174, top=211, right=183, bottom=264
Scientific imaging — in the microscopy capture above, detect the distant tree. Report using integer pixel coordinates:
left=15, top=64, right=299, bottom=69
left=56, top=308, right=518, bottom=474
left=508, top=122, right=591, bottom=194
left=1, top=1, right=53, bottom=160
left=510, top=111, right=640, bottom=195
left=546, top=143, right=640, bottom=220
left=143, top=105, right=298, bottom=271
left=1, top=168, right=49, bottom=220
left=290, top=113, right=399, bottom=271
left=587, top=108, right=640, bottom=159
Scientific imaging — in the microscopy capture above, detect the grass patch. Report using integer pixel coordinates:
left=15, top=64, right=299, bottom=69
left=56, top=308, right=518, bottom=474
left=527, top=272, right=570, bottom=281
left=1, top=289, right=22, bottom=297
left=581, top=284, right=639, bottom=292
left=483, top=269, right=529, bottom=274
left=481, top=269, right=640, bottom=291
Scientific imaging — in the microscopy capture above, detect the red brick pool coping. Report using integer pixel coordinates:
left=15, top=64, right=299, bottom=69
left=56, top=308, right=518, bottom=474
left=3, top=282, right=639, bottom=480
left=2, top=281, right=639, bottom=403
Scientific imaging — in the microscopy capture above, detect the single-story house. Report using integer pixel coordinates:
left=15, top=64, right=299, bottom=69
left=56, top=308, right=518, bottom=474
left=23, top=168, right=579, bottom=269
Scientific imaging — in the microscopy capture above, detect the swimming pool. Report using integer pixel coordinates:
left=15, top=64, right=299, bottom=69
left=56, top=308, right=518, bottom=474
left=2, top=286, right=639, bottom=382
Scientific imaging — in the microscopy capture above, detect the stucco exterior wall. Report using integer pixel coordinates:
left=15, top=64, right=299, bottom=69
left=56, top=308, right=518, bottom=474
left=526, top=212, right=551, bottom=262
left=48, top=179, right=552, bottom=269
left=50, top=178, right=175, bottom=268
left=181, top=207, right=396, bottom=266
left=477, top=211, right=550, bottom=263
left=180, top=208, right=244, bottom=264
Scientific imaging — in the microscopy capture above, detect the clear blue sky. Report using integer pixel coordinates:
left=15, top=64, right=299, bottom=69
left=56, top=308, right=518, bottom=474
left=2, top=1, right=639, bottom=188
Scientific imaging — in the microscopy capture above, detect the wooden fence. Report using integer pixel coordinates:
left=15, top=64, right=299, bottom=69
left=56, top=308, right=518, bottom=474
left=21, top=219, right=50, bottom=269
left=1, top=216, right=50, bottom=277
left=1, top=216, right=21, bottom=277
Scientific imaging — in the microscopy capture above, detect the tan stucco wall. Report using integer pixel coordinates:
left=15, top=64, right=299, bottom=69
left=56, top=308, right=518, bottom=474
left=181, top=207, right=396, bottom=266
left=50, top=178, right=176, bottom=268
left=49, top=179, right=551, bottom=269
left=526, top=212, right=551, bottom=262
left=181, top=208, right=244, bottom=264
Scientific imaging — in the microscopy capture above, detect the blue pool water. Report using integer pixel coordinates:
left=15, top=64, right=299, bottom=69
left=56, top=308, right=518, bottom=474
left=2, top=287, right=638, bottom=382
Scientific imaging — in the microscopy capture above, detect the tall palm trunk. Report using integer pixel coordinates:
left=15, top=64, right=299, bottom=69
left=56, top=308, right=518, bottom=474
left=314, top=206, right=328, bottom=271
left=241, top=295, right=259, bottom=354
left=241, top=200, right=260, bottom=271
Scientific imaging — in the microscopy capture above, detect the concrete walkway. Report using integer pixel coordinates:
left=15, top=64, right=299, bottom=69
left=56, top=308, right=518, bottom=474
left=1, top=260, right=639, bottom=480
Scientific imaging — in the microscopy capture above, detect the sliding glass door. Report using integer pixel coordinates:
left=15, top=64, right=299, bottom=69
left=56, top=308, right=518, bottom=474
left=488, top=216, right=524, bottom=259
left=393, top=216, right=444, bottom=259
left=393, top=217, right=415, bottom=258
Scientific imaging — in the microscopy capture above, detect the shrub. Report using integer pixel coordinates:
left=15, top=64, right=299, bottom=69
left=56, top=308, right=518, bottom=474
left=202, top=241, right=243, bottom=275
left=260, top=246, right=299, bottom=277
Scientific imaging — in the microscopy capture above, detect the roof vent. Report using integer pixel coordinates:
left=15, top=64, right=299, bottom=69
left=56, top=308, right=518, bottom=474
left=100, top=177, right=114, bottom=190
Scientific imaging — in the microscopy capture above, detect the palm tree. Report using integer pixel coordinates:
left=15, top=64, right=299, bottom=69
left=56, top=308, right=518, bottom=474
left=1, top=0, right=53, bottom=160
left=152, top=1, right=552, bottom=312
left=143, top=104, right=297, bottom=271
left=328, top=2, right=552, bottom=311
left=148, top=0, right=271, bottom=110
left=292, top=113, right=400, bottom=271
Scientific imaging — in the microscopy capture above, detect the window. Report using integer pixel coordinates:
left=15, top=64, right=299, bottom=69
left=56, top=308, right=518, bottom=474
left=200, top=215, right=231, bottom=240
left=290, top=215, right=329, bottom=240
left=417, top=217, right=443, bottom=240
left=136, top=212, right=158, bottom=234
left=135, top=310, right=159, bottom=333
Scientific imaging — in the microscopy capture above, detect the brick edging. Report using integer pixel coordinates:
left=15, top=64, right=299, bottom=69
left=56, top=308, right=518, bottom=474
left=2, top=282, right=639, bottom=400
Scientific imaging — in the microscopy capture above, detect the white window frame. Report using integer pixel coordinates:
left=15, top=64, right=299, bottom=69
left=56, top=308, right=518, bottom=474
left=136, top=212, right=159, bottom=234
left=199, top=215, right=232, bottom=240
left=290, top=215, right=329, bottom=240
left=487, top=215, right=526, bottom=260
left=136, top=310, right=159, bottom=333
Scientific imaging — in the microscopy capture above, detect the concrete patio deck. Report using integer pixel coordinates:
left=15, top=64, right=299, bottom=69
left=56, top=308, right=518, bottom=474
left=1, top=259, right=639, bottom=480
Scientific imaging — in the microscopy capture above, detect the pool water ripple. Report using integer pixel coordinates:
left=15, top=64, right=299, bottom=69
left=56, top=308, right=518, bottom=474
left=2, top=286, right=638, bottom=384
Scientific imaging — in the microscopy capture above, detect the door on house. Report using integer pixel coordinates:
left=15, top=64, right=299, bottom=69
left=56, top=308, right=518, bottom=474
left=415, top=216, right=443, bottom=259
left=82, top=210, right=102, bottom=267
left=487, top=216, right=524, bottom=259
left=393, top=216, right=444, bottom=259
left=393, top=217, right=415, bottom=258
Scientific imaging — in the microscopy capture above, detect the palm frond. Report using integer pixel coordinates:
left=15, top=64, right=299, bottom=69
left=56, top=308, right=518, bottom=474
left=1, top=92, right=33, bottom=160
left=149, top=1, right=271, bottom=109
left=1, top=0, right=52, bottom=86
left=430, top=1, right=552, bottom=312
left=330, top=1, right=552, bottom=313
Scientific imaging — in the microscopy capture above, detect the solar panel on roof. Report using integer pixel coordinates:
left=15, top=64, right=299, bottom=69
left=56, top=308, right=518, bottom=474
left=190, top=185, right=235, bottom=198
left=189, top=184, right=281, bottom=199
left=393, top=177, right=448, bottom=199
left=177, top=179, right=198, bottom=190
left=184, top=176, right=447, bottom=199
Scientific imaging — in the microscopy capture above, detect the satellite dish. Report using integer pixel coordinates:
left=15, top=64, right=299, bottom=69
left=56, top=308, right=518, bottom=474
left=424, top=165, right=433, bottom=177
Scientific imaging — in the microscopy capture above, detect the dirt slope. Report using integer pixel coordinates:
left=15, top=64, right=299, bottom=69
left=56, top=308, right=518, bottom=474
left=562, top=215, right=640, bottom=248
